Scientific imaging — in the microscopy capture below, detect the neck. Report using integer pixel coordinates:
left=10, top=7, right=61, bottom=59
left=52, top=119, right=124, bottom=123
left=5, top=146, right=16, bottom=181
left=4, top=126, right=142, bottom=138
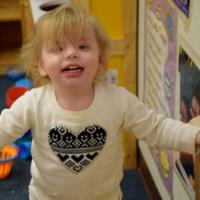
left=54, top=84, right=95, bottom=111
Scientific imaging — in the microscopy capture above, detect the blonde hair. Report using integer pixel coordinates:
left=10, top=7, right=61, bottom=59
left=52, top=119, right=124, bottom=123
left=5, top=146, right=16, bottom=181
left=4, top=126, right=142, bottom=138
left=21, top=2, right=110, bottom=85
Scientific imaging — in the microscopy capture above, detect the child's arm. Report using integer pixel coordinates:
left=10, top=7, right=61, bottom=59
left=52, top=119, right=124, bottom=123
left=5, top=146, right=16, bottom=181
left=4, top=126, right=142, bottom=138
left=0, top=91, right=32, bottom=148
left=119, top=87, right=200, bottom=154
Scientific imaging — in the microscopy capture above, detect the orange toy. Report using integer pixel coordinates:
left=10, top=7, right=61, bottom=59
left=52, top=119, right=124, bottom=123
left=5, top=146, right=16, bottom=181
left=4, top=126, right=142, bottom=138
left=0, top=145, right=19, bottom=179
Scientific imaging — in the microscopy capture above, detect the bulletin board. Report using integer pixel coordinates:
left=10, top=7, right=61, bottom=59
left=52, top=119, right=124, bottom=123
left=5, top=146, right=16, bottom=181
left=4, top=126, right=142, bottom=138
left=138, top=0, right=200, bottom=199
left=138, top=0, right=179, bottom=118
left=138, top=0, right=179, bottom=198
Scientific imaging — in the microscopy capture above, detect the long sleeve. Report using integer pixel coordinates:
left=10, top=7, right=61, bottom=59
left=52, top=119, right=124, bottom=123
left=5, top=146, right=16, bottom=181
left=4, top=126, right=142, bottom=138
left=119, top=88, right=200, bottom=154
left=0, top=91, right=32, bottom=148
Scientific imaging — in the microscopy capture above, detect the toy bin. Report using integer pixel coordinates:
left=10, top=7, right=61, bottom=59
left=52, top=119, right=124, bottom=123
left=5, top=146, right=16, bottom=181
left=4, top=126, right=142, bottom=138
left=15, top=78, right=33, bottom=89
left=0, top=145, right=19, bottom=180
left=7, top=66, right=26, bottom=80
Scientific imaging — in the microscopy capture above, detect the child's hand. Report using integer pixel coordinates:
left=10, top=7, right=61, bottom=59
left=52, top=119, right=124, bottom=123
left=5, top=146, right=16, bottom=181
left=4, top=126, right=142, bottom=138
left=190, top=116, right=200, bottom=148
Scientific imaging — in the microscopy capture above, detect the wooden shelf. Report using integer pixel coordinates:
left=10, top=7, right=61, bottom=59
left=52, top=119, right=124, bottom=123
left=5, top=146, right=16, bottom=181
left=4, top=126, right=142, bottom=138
left=0, top=48, right=20, bottom=74
left=0, top=0, right=21, bottom=22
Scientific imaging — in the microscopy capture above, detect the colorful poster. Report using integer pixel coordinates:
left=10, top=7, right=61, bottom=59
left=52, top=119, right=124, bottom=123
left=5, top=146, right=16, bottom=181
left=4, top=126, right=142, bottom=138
left=143, top=0, right=178, bottom=118
left=143, top=0, right=178, bottom=196
left=172, top=0, right=190, bottom=17
left=177, top=46, right=200, bottom=197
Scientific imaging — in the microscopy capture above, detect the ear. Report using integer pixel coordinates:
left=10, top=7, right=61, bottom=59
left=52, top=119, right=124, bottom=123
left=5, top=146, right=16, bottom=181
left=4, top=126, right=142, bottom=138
left=98, top=53, right=106, bottom=68
left=38, top=58, right=48, bottom=77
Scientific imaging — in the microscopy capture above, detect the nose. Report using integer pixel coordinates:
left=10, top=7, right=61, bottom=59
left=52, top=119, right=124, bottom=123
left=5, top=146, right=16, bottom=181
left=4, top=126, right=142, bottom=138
left=64, top=46, right=78, bottom=59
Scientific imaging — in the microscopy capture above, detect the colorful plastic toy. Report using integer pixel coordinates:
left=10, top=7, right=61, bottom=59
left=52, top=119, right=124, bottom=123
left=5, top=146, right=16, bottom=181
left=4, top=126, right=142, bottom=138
left=7, top=66, right=26, bottom=80
left=14, top=130, right=32, bottom=159
left=0, top=145, right=19, bottom=179
left=5, top=86, right=29, bottom=108
left=18, top=141, right=32, bottom=159
left=15, top=78, right=33, bottom=89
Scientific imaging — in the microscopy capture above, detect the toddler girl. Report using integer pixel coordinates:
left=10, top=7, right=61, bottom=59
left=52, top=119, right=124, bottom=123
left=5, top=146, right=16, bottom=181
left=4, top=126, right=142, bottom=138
left=0, top=2, right=200, bottom=200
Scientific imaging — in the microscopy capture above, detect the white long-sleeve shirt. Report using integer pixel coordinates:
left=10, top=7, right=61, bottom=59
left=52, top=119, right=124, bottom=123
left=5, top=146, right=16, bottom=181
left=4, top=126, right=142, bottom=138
left=0, top=83, right=199, bottom=200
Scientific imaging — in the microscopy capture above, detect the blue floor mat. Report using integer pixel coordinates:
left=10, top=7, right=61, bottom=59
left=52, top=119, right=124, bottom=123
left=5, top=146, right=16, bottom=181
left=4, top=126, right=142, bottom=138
left=0, top=157, right=148, bottom=200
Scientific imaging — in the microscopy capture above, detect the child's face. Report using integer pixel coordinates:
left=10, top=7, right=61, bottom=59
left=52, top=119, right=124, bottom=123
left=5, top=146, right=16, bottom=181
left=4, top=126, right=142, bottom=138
left=38, top=26, right=103, bottom=90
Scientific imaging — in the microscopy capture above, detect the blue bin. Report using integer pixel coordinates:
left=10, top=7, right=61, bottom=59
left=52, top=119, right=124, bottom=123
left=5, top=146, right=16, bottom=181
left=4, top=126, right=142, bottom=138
left=15, top=78, right=33, bottom=88
left=7, top=66, right=26, bottom=80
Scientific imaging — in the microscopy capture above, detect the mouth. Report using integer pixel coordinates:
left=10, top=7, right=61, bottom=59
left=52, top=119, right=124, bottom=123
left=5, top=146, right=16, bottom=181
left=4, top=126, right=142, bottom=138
left=61, top=65, right=84, bottom=78
left=61, top=65, right=84, bottom=73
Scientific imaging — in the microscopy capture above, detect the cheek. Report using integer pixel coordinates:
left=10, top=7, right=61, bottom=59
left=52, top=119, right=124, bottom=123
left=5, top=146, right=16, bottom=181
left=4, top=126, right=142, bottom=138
left=38, top=67, right=48, bottom=77
left=38, top=60, right=47, bottom=77
left=86, top=54, right=100, bottom=68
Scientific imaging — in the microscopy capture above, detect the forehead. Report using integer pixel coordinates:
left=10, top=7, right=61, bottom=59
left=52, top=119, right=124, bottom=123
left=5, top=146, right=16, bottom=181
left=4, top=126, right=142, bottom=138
left=46, top=28, right=98, bottom=49
left=43, top=20, right=96, bottom=42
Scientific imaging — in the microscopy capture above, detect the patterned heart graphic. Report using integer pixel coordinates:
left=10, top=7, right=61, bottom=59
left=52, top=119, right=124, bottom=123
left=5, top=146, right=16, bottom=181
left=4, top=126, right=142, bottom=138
left=48, top=124, right=107, bottom=173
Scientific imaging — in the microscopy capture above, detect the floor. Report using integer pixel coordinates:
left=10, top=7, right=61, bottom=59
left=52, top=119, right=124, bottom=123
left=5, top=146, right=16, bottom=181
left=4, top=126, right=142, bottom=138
left=0, top=157, right=148, bottom=200
left=0, top=75, right=148, bottom=200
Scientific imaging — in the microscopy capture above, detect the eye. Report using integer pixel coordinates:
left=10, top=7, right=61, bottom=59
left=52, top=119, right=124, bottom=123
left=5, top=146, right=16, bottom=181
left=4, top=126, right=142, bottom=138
left=48, top=46, right=63, bottom=53
left=57, top=47, right=63, bottom=51
left=79, top=44, right=88, bottom=50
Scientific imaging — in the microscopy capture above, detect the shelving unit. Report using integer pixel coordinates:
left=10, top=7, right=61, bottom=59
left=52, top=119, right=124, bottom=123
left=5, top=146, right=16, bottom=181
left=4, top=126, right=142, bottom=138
left=0, top=0, right=22, bottom=74
left=0, top=0, right=21, bottom=22
left=0, top=48, right=20, bottom=74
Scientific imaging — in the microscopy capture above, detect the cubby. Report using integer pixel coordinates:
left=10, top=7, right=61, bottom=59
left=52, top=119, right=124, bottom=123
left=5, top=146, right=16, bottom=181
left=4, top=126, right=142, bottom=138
left=0, top=0, right=23, bottom=45
left=0, top=0, right=23, bottom=74
left=0, top=0, right=21, bottom=22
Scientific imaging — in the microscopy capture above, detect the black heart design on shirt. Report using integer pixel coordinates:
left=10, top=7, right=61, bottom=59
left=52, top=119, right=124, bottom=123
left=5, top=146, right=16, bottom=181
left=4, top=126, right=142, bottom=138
left=48, top=124, right=107, bottom=173
left=71, top=155, right=84, bottom=163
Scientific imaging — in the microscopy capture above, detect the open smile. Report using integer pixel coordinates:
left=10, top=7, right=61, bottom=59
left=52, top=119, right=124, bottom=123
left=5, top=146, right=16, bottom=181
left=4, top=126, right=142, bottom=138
left=62, top=66, right=84, bottom=72
left=61, top=65, right=84, bottom=77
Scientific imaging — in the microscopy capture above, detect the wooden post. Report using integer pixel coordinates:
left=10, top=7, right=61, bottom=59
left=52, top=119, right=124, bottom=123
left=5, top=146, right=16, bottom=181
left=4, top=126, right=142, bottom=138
left=195, top=154, right=200, bottom=200
left=189, top=116, right=200, bottom=199
left=123, top=0, right=137, bottom=169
